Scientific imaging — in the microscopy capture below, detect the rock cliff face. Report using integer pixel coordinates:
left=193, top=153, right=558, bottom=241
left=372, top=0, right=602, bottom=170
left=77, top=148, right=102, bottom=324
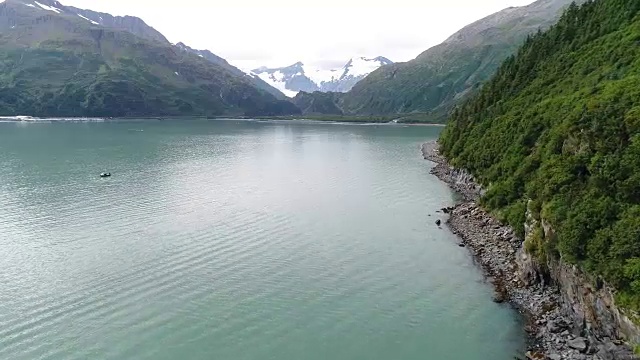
left=518, top=205, right=640, bottom=345
left=554, top=263, right=640, bottom=344
left=423, top=141, right=639, bottom=359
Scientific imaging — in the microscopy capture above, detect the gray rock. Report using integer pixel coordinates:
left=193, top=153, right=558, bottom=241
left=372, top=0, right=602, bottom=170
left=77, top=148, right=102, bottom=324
left=548, top=321, right=562, bottom=333
left=567, top=337, right=588, bottom=352
left=525, top=351, right=545, bottom=359
left=547, top=354, right=561, bottom=360
left=596, top=346, right=614, bottom=360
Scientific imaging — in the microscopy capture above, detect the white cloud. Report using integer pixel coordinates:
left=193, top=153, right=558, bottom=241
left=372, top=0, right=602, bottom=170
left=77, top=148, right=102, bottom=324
left=61, top=0, right=536, bottom=70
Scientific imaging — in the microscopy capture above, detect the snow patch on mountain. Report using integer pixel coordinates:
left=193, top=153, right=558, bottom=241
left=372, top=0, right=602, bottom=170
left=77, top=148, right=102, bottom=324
left=34, top=1, right=61, bottom=13
left=253, top=71, right=299, bottom=98
left=346, top=57, right=386, bottom=78
left=249, top=56, right=392, bottom=97
left=305, top=67, right=344, bottom=86
left=77, top=13, right=98, bottom=24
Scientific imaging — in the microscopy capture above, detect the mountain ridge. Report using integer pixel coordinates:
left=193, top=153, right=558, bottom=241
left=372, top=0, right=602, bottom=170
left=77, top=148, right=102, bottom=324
left=0, top=0, right=299, bottom=117
left=331, top=0, right=586, bottom=120
left=249, top=56, right=393, bottom=97
left=174, top=42, right=287, bottom=100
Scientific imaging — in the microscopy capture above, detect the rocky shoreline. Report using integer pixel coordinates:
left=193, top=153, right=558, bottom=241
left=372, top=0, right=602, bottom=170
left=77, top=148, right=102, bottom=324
left=422, top=141, right=636, bottom=360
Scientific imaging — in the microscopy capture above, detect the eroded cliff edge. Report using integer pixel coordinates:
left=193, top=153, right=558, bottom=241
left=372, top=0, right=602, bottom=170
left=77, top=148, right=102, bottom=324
left=422, top=141, right=639, bottom=360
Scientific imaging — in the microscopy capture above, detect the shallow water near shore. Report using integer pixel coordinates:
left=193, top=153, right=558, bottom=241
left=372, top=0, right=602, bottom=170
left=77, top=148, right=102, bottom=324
left=0, top=119, right=525, bottom=360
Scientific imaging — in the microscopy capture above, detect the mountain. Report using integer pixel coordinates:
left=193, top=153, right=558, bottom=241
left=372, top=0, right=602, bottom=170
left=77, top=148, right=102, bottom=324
left=336, top=0, right=584, bottom=120
left=249, top=56, right=393, bottom=97
left=66, top=4, right=169, bottom=44
left=175, top=42, right=230, bottom=69
left=439, top=0, right=640, bottom=311
left=173, top=42, right=287, bottom=100
left=54, top=4, right=289, bottom=101
left=0, top=0, right=299, bottom=117
left=292, top=91, right=343, bottom=115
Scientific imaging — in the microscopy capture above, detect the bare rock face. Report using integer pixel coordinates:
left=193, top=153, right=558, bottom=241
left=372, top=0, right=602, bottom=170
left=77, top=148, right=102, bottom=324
left=525, top=199, right=640, bottom=346
left=517, top=200, right=546, bottom=287
left=516, top=246, right=541, bottom=286
left=552, top=262, right=640, bottom=345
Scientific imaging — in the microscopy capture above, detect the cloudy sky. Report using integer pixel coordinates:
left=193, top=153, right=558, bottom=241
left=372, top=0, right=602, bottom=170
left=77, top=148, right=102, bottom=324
left=62, top=0, right=535, bottom=70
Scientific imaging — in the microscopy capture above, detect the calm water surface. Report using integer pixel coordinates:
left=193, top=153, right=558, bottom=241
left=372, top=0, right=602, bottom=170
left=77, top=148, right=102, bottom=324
left=0, top=120, right=524, bottom=360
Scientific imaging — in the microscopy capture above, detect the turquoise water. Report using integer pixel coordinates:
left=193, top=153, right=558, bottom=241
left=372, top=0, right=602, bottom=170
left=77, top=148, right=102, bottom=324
left=0, top=120, right=524, bottom=360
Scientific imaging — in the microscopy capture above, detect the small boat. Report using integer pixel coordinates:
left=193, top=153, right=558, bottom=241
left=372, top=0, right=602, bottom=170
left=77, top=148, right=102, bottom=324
left=100, top=172, right=111, bottom=178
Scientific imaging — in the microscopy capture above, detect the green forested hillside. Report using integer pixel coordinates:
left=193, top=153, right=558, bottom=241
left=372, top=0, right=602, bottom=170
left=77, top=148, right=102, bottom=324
left=439, top=0, right=640, bottom=309
left=0, top=0, right=299, bottom=117
left=290, top=0, right=581, bottom=121
left=338, top=0, right=581, bottom=119
left=292, top=91, right=344, bottom=115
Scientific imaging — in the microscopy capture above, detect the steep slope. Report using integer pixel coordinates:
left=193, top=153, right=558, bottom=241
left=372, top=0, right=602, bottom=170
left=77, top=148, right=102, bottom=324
left=292, top=91, right=343, bottom=115
left=175, top=42, right=231, bottom=69
left=174, top=42, right=287, bottom=100
left=67, top=4, right=168, bottom=43
left=250, top=56, right=393, bottom=97
left=56, top=0, right=291, bottom=102
left=340, top=0, right=583, bottom=119
left=440, top=0, right=640, bottom=311
left=0, top=0, right=299, bottom=117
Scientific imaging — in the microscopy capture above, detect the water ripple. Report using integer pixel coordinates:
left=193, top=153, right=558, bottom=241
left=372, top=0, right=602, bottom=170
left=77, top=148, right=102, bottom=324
left=0, top=121, right=524, bottom=360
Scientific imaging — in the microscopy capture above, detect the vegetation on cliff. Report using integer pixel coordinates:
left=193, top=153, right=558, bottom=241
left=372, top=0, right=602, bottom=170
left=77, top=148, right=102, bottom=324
left=439, top=0, right=640, bottom=310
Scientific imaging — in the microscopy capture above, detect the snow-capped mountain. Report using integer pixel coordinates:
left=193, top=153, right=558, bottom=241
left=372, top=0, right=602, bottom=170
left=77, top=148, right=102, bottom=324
left=249, top=57, right=393, bottom=97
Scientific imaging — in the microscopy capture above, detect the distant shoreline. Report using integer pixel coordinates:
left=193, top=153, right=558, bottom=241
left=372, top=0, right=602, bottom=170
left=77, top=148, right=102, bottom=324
left=0, top=116, right=446, bottom=126
left=246, top=118, right=446, bottom=126
left=250, top=114, right=447, bottom=125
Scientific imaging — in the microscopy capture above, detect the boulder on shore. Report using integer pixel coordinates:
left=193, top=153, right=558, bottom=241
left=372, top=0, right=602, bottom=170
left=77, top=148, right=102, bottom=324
left=567, top=337, right=588, bottom=352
